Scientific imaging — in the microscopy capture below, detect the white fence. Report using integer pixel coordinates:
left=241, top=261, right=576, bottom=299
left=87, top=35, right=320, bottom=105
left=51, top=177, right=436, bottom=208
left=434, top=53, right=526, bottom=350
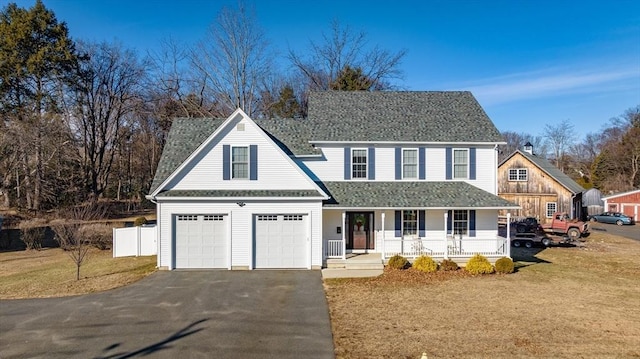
left=113, top=226, right=157, bottom=257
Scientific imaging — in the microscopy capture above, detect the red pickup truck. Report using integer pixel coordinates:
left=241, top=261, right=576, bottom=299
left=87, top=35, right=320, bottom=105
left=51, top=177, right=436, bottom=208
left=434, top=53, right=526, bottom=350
left=541, top=212, right=589, bottom=240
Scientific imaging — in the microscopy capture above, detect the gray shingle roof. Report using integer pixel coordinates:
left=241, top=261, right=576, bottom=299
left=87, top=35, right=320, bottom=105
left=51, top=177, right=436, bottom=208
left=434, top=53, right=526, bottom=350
left=511, top=150, right=585, bottom=194
left=306, top=91, right=504, bottom=143
left=150, top=91, right=504, bottom=194
left=150, top=118, right=225, bottom=192
left=156, top=190, right=323, bottom=198
left=321, top=181, right=518, bottom=208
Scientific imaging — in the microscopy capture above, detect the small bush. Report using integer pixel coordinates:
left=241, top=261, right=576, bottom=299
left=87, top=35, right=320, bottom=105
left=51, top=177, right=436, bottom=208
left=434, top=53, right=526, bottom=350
left=387, top=254, right=410, bottom=270
left=465, top=254, right=494, bottom=275
left=19, top=219, right=48, bottom=250
left=440, top=259, right=459, bottom=271
left=412, top=255, right=438, bottom=273
left=78, top=224, right=113, bottom=250
left=495, top=257, right=515, bottom=274
left=133, top=216, right=148, bottom=226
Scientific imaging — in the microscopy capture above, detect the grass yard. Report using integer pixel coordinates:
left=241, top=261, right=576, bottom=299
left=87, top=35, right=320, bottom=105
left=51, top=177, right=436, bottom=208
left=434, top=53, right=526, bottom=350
left=0, top=248, right=156, bottom=299
left=324, top=232, right=640, bottom=359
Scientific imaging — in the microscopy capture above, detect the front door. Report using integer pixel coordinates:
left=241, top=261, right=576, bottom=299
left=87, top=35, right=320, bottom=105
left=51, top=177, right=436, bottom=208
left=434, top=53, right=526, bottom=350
left=347, top=212, right=374, bottom=250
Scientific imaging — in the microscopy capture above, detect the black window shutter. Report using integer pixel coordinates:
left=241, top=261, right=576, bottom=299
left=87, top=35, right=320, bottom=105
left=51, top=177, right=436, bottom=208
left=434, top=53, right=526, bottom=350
left=344, top=147, right=351, bottom=180
left=222, top=145, right=230, bottom=180
left=469, top=148, right=476, bottom=180
left=469, top=210, right=476, bottom=237
left=445, top=147, right=452, bottom=180
left=419, top=210, right=425, bottom=237
left=419, top=147, right=426, bottom=180
left=249, top=145, right=258, bottom=180
left=395, top=147, right=401, bottom=180
left=395, top=211, right=402, bottom=237
left=368, top=147, right=375, bottom=180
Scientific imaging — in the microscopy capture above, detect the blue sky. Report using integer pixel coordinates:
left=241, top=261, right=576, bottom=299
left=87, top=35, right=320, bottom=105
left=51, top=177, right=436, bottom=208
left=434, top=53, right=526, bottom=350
left=10, top=0, right=640, bottom=140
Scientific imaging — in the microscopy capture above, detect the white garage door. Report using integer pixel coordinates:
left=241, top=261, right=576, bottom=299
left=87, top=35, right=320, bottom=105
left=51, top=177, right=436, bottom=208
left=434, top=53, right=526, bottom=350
left=175, top=214, right=227, bottom=269
left=255, top=214, right=308, bottom=269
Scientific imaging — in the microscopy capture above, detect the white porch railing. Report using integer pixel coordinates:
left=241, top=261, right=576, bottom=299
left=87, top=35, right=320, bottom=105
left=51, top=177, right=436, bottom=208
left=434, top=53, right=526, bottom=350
left=386, top=236, right=509, bottom=259
left=325, top=239, right=344, bottom=258
left=324, top=236, right=509, bottom=260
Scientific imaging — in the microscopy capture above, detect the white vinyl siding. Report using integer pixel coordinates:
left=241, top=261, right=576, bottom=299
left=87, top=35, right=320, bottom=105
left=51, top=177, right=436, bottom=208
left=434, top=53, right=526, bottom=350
left=157, top=200, right=322, bottom=270
left=166, top=116, right=317, bottom=191
left=300, top=145, right=499, bottom=194
left=403, top=149, right=418, bottom=179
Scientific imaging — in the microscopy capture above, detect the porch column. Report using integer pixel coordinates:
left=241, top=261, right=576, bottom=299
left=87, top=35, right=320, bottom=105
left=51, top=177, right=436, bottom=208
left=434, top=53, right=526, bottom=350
left=506, top=212, right=511, bottom=258
left=341, top=212, right=346, bottom=260
left=444, top=211, right=449, bottom=260
left=381, top=212, right=386, bottom=260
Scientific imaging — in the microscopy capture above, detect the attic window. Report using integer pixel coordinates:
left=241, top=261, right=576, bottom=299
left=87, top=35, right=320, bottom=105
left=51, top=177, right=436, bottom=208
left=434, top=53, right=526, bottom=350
left=509, top=168, right=528, bottom=181
left=236, top=123, right=245, bottom=131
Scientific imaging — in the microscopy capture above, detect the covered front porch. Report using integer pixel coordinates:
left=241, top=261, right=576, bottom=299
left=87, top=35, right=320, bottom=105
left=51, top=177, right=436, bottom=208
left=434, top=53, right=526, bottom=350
left=322, top=209, right=514, bottom=266
left=319, top=181, right=519, bottom=268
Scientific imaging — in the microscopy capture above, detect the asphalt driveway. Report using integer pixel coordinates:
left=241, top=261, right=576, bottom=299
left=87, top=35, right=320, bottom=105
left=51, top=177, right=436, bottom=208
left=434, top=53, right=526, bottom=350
left=0, top=271, right=334, bottom=359
left=589, top=222, right=639, bottom=241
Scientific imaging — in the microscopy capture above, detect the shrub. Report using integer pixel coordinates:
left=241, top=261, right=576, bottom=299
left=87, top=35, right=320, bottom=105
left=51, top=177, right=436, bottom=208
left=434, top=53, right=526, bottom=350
left=465, top=254, right=494, bottom=275
left=78, top=224, right=113, bottom=250
left=133, top=216, right=148, bottom=226
left=387, top=254, right=409, bottom=270
left=440, top=258, right=459, bottom=271
left=495, top=257, right=515, bottom=274
left=412, top=255, right=438, bottom=273
left=19, top=219, right=48, bottom=250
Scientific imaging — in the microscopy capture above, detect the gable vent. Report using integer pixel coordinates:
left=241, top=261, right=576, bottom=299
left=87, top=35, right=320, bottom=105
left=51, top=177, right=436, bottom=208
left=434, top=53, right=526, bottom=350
left=236, top=123, right=245, bottom=131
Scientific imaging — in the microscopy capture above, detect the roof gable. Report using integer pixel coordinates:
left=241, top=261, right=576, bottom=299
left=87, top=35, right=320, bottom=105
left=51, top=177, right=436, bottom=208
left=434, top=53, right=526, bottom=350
left=499, top=150, right=585, bottom=194
left=601, top=188, right=640, bottom=200
left=149, top=109, right=327, bottom=198
left=306, top=91, right=505, bottom=143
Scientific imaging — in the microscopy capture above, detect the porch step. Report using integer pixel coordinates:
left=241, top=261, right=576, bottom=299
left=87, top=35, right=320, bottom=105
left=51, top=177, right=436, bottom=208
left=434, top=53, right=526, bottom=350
left=325, top=253, right=384, bottom=270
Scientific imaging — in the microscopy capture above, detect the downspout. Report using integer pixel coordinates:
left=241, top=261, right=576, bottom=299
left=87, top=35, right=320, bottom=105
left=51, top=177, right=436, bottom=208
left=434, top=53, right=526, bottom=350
left=146, top=195, right=161, bottom=269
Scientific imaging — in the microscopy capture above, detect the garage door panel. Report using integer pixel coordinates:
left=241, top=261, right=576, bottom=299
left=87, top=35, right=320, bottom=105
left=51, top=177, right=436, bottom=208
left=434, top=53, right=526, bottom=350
left=255, top=214, right=307, bottom=269
left=175, top=214, right=227, bottom=269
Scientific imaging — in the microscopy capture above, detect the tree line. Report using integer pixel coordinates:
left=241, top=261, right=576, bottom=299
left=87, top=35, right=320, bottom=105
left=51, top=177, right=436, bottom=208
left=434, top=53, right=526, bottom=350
left=1, top=1, right=637, bottom=213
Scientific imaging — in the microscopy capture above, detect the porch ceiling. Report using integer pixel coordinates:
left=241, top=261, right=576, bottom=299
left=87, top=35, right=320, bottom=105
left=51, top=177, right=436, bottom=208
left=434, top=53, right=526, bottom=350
left=320, top=181, right=519, bottom=209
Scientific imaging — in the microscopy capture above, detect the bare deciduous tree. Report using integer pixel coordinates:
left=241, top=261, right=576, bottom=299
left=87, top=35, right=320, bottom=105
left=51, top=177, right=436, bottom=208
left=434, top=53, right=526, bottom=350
left=51, top=204, right=107, bottom=280
left=543, top=119, right=575, bottom=171
left=190, top=1, right=272, bottom=117
left=288, top=19, right=406, bottom=92
left=71, top=41, right=147, bottom=202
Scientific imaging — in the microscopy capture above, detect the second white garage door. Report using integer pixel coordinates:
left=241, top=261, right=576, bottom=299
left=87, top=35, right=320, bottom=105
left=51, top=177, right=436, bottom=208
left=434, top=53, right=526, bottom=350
left=254, top=214, right=308, bottom=269
left=175, top=214, right=227, bottom=269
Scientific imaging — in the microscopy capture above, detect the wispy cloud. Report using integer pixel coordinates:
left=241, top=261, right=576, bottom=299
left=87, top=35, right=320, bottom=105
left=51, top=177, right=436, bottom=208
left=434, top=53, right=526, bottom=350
left=456, top=63, right=639, bottom=106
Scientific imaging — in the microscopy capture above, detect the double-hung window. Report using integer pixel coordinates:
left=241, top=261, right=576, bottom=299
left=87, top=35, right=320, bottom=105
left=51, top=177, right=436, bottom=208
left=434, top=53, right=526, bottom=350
left=232, top=146, right=248, bottom=179
left=403, top=149, right=418, bottom=179
left=546, top=202, right=557, bottom=218
left=509, top=168, right=528, bottom=181
left=352, top=149, right=367, bottom=179
left=403, top=210, right=418, bottom=237
left=453, top=149, right=468, bottom=179
left=453, top=210, right=468, bottom=236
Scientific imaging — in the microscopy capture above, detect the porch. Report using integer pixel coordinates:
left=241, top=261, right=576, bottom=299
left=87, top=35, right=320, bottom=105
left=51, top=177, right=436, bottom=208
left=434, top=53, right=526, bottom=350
left=324, top=236, right=510, bottom=266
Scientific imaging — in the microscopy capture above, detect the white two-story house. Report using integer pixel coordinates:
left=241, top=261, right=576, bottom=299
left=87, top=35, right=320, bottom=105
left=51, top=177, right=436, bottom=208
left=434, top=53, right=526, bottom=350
left=147, top=91, right=518, bottom=270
